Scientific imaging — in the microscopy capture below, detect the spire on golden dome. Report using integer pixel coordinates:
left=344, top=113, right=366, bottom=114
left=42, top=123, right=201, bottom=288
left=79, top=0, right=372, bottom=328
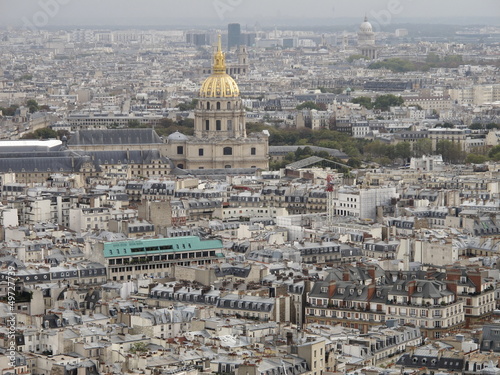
left=199, top=34, right=240, bottom=98
left=213, top=34, right=226, bottom=74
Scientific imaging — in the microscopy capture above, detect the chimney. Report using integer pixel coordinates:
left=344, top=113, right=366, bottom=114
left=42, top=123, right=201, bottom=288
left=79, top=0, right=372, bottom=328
left=343, top=269, right=350, bottom=281
left=367, top=284, right=376, bottom=301
left=446, top=280, right=458, bottom=297
left=445, top=268, right=461, bottom=282
left=468, top=269, right=482, bottom=290
left=328, top=280, right=336, bottom=297
left=407, top=280, right=416, bottom=299
left=367, top=266, right=376, bottom=284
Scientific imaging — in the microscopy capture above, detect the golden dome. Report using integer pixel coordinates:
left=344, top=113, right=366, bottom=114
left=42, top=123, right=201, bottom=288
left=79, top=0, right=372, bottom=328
left=199, top=35, right=240, bottom=98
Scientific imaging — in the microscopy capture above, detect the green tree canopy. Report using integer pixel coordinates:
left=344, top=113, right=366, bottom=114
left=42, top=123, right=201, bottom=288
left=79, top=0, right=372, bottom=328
left=296, top=101, right=321, bottom=110
left=488, top=145, right=500, bottom=160
left=21, top=127, right=58, bottom=140
left=468, top=123, right=484, bottom=130
left=347, top=54, right=369, bottom=63
left=0, top=105, right=19, bottom=117
left=351, top=96, right=373, bottom=109
left=176, top=99, right=199, bottom=111
left=465, top=154, right=488, bottom=164
left=27, top=99, right=39, bottom=113
left=373, top=94, right=404, bottom=111
left=436, top=140, right=465, bottom=164
left=412, top=138, right=433, bottom=157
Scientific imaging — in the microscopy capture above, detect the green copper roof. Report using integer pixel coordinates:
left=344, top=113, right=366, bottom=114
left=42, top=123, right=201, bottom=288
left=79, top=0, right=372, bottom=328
left=103, top=236, right=223, bottom=258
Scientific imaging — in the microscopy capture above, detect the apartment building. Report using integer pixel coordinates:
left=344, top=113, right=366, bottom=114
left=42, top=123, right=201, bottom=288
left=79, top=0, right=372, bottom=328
left=90, top=236, right=223, bottom=281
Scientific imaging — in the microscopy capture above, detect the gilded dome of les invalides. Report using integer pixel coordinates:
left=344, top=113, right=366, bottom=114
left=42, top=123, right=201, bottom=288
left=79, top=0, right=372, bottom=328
left=199, top=35, right=240, bottom=98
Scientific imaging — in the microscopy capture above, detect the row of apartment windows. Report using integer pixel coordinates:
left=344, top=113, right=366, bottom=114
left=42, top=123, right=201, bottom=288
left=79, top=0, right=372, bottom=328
left=177, top=146, right=256, bottom=156
left=108, top=250, right=216, bottom=264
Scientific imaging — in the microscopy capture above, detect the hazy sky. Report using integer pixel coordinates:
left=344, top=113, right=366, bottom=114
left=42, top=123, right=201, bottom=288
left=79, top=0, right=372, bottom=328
left=1, top=0, right=499, bottom=27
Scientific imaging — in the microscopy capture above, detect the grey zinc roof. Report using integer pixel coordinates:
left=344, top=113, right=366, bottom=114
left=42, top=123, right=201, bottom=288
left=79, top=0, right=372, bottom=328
left=68, top=129, right=163, bottom=146
left=0, top=154, right=95, bottom=173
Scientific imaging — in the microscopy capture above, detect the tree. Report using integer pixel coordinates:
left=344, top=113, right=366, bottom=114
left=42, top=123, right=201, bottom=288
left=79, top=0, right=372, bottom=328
left=351, top=96, right=373, bottom=109
left=436, top=140, right=465, bottom=164
left=347, top=158, right=362, bottom=168
left=21, top=127, right=58, bottom=140
left=394, top=142, right=411, bottom=160
left=364, top=141, right=390, bottom=158
left=412, top=138, right=433, bottom=157
left=176, top=99, right=199, bottom=111
left=129, top=342, right=148, bottom=354
left=488, top=145, right=500, bottom=160
left=127, top=119, right=141, bottom=128
left=26, top=99, right=39, bottom=113
left=373, top=95, right=404, bottom=111
left=426, top=53, right=441, bottom=64
left=486, top=123, right=500, bottom=130
left=0, top=105, right=19, bottom=117
left=468, top=123, right=484, bottom=130
left=465, top=154, right=488, bottom=164
left=347, top=54, right=369, bottom=63
left=296, top=101, right=321, bottom=110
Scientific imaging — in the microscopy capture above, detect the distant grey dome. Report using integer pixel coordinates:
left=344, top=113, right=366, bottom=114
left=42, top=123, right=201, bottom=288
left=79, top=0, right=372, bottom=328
left=167, top=131, right=188, bottom=141
left=359, top=17, right=373, bottom=33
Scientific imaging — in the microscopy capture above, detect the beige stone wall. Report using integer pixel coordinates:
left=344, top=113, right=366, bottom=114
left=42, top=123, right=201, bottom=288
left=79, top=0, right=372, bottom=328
left=173, top=265, right=216, bottom=286
left=137, top=200, right=172, bottom=230
left=166, top=138, right=268, bottom=170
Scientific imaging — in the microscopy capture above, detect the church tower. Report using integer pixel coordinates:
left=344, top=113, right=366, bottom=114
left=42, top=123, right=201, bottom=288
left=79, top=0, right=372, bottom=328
left=195, top=36, right=246, bottom=139
left=166, top=35, right=269, bottom=171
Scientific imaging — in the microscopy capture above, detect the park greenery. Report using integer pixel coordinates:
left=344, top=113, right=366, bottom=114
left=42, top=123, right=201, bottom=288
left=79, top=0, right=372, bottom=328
left=318, top=87, right=345, bottom=94
left=176, top=99, right=199, bottom=111
left=351, top=94, right=404, bottom=111
left=246, top=123, right=473, bottom=169
left=296, top=101, right=326, bottom=111
left=124, top=118, right=195, bottom=137
left=0, top=104, right=19, bottom=116
left=368, top=53, right=464, bottom=73
left=0, top=99, right=50, bottom=117
left=20, top=127, right=69, bottom=140
left=347, top=54, right=370, bottom=63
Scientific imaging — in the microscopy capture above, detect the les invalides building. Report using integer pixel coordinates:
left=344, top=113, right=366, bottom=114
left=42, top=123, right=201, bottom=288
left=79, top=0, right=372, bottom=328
left=166, top=36, right=269, bottom=171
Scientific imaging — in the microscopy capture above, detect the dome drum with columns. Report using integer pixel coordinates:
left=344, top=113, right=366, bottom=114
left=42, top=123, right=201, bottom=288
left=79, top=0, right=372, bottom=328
left=166, top=35, right=269, bottom=171
left=357, top=16, right=379, bottom=60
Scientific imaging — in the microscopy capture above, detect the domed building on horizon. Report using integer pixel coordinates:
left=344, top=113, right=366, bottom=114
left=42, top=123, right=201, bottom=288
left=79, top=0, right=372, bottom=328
left=357, top=16, right=379, bottom=60
left=165, top=36, right=269, bottom=172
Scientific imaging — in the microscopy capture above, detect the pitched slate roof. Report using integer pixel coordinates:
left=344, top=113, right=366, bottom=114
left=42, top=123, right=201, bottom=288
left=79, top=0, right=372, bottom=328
left=68, top=129, right=163, bottom=146
left=0, top=152, right=95, bottom=173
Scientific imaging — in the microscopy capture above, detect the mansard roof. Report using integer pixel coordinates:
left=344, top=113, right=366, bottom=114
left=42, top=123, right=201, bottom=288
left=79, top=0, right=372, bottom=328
left=68, top=128, right=163, bottom=146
